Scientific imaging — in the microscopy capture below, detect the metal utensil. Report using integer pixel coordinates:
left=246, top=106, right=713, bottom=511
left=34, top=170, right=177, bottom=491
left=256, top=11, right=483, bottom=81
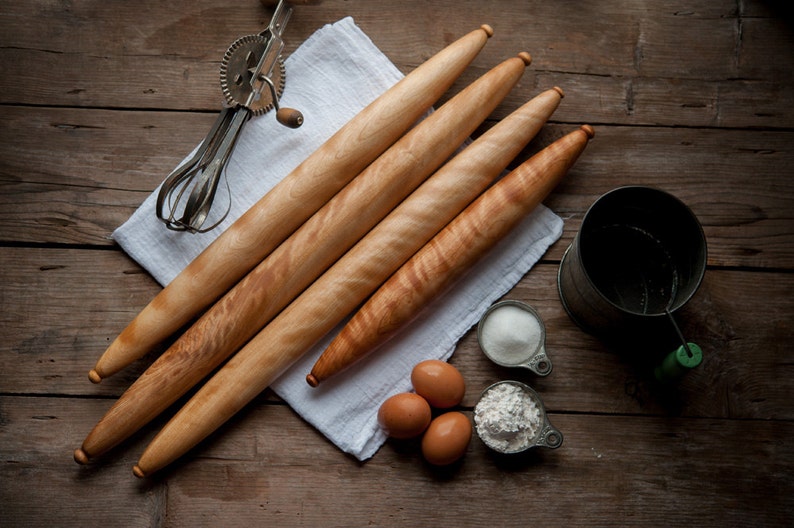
left=477, top=300, right=553, bottom=376
left=156, top=0, right=303, bottom=233
left=474, top=380, right=563, bottom=454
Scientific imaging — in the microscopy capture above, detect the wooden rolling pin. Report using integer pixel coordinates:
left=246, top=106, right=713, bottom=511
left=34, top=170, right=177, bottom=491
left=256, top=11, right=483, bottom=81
left=131, top=66, right=562, bottom=480
left=306, top=86, right=567, bottom=385
left=87, top=24, right=492, bottom=383
left=308, top=124, right=595, bottom=385
left=74, top=52, right=530, bottom=466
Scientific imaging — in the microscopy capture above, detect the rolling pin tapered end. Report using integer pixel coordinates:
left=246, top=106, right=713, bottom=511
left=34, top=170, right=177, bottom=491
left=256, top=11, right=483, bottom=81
left=88, top=369, right=102, bottom=384
left=517, top=52, right=532, bottom=66
left=553, top=86, right=565, bottom=98
left=306, top=373, right=320, bottom=387
left=480, top=24, right=494, bottom=38
left=132, top=465, right=146, bottom=479
left=581, top=124, right=595, bottom=139
left=73, top=448, right=90, bottom=465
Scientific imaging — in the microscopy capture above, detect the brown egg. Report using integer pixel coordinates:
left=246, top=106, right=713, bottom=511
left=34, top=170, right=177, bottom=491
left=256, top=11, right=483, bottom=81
left=411, top=359, right=466, bottom=408
left=421, top=411, right=472, bottom=465
left=377, top=392, right=432, bottom=439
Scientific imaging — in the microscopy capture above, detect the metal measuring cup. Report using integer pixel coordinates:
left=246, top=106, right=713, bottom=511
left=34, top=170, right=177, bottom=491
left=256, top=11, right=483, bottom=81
left=474, top=380, right=563, bottom=454
left=477, top=300, right=553, bottom=376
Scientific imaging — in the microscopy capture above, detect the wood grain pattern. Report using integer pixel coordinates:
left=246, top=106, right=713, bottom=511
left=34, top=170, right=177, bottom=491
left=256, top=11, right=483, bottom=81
left=310, top=124, right=593, bottom=384
left=87, top=24, right=492, bottom=383
left=306, top=86, right=565, bottom=386
left=130, top=54, right=534, bottom=477
left=1, top=0, right=793, bottom=526
left=2, top=247, right=791, bottom=422
left=4, top=112, right=792, bottom=269
left=2, top=396, right=791, bottom=527
left=75, top=50, right=528, bottom=464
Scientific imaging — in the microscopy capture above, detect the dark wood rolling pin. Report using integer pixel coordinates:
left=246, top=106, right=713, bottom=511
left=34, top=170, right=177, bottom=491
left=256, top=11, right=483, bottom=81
left=307, top=124, right=595, bottom=385
left=87, top=25, right=492, bottom=384
left=75, top=51, right=531, bottom=466
left=129, top=67, right=567, bottom=480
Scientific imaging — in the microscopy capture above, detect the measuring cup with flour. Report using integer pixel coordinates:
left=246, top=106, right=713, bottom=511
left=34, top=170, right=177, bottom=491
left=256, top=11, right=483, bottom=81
left=477, top=300, right=552, bottom=376
left=474, top=380, right=563, bottom=454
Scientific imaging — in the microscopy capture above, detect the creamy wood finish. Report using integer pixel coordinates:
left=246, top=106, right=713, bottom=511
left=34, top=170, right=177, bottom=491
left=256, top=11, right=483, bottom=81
left=76, top=50, right=529, bottom=465
left=88, top=24, right=492, bottom=383
left=1, top=1, right=792, bottom=526
left=131, top=54, right=537, bottom=477
left=311, top=125, right=594, bottom=384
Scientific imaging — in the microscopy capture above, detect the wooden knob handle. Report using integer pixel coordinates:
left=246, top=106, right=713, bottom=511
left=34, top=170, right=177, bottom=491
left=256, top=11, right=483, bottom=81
left=277, top=107, right=304, bottom=128
left=73, top=448, right=90, bottom=465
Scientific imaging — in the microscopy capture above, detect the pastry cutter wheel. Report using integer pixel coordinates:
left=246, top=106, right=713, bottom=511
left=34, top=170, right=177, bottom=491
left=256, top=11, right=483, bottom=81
left=156, top=0, right=304, bottom=233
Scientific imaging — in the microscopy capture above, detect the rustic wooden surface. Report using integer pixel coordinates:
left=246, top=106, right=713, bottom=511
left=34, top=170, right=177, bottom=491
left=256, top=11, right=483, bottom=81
left=1, top=1, right=793, bottom=526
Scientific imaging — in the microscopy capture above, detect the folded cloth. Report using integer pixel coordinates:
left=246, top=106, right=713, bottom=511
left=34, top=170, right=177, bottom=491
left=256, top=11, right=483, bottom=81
left=114, top=16, right=404, bottom=286
left=113, top=16, right=563, bottom=461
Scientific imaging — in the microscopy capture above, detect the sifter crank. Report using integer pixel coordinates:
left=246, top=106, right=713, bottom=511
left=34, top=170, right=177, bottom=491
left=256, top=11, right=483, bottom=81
left=156, top=0, right=304, bottom=233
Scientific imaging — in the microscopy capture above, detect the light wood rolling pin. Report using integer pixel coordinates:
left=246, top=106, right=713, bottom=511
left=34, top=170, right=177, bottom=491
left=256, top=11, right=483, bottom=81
left=74, top=52, right=530, bottom=466
left=87, top=25, right=492, bottom=384
left=132, top=60, right=554, bottom=479
left=307, top=87, right=566, bottom=385
left=308, top=124, right=595, bottom=385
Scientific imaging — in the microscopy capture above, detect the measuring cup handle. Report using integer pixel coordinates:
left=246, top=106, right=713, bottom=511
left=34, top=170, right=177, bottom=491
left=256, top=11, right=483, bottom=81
left=524, top=345, right=553, bottom=376
left=537, top=424, right=564, bottom=449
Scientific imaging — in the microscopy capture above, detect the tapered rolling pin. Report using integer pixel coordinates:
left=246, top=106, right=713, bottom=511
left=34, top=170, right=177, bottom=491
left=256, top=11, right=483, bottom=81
left=308, top=125, right=595, bottom=385
left=131, top=65, right=557, bottom=480
left=307, top=87, right=567, bottom=385
left=74, top=52, right=530, bottom=466
left=87, top=25, right=492, bottom=384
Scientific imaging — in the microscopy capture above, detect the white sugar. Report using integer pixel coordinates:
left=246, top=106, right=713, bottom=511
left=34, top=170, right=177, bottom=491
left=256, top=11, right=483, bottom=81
left=480, top=304, right=542, bottom=364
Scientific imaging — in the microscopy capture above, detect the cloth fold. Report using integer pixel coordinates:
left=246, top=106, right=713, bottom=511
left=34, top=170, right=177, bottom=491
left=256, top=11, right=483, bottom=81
left=113, top=16, right=563, bottom=461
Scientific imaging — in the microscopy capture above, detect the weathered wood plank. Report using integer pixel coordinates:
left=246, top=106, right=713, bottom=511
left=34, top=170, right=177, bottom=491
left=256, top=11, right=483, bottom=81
left=0, top=1, right=791, bottom=525
left=1, top=1, right=792, bottom=127
left=541, top=124, right=794, bottom=268
left=3, top=105, right=792, bottom=268
left=0, top=396, right=167, bottom=528
left=453, top=260, right=794, bottom=422
left=2, top=395, right=790, bottom=528
left=0, top=247, right=161, bottom=397
left=166, top=412, right=793, bottom=527
left=0, top=106, right=214, bottom=245
left=3, top=247, right=792, bottom=422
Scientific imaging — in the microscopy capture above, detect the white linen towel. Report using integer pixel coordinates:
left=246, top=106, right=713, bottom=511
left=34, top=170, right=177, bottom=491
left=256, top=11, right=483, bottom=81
left=113, top=16, right=563, bottom=461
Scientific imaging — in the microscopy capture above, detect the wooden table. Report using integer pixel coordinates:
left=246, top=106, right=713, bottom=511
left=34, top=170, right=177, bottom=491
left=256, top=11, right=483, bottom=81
left=2, top=1, right=792, bottom=526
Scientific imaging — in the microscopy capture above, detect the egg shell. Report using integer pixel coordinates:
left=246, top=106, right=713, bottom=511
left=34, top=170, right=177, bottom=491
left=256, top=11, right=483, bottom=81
left=421, top=411, right=472, bottom=465
left=411, top=359, right=466, bottom=408
left=378, top=392, right=432, bottom=439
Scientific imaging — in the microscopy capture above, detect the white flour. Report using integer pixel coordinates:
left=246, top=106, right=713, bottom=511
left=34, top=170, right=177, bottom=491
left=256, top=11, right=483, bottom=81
left=479, top=304, right=542, bottom=364
left=474, top=383, right=542, bottom=452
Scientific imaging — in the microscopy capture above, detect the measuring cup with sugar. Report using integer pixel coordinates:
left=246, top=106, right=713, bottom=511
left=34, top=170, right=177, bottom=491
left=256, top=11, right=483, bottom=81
left=477, top=300, right=552, bottom=376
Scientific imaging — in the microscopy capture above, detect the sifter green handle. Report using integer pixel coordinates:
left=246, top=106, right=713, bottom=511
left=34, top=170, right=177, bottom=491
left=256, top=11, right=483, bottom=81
left=654, top=343, right=703, bottom=382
